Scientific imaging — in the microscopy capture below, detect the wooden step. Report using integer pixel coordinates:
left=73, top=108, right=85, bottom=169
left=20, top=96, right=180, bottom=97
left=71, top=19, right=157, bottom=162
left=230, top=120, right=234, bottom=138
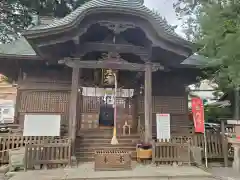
left=77, top=139, right=139, bottom=144
left=78, top=135, right=140, bottom=139
left=76, top=150, right=136, bottom=157
left=75, top=130, right=140, bottom=162
left=77, top=142, right=137, bottom=147
left=79, top=134, right=140, bottom=139
left=77, top=146, right=136, bottom=152
left=76, top=156, right=94, bottom=162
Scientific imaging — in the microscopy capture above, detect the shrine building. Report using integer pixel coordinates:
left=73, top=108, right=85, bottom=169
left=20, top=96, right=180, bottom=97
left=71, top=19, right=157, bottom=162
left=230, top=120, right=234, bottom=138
left=0, top=0, right=203, bottom=161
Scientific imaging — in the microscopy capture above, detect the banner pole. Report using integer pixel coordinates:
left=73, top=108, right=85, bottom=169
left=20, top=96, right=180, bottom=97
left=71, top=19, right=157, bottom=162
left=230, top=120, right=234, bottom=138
left=202, top=98, right=208, bottom=168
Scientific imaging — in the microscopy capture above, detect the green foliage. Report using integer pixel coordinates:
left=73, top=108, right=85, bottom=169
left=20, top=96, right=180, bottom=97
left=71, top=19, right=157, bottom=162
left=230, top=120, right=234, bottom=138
left=0, top=74, right=8, bottom=82
left=0, top=0, right=90, bottom=43
left=204, top=105, right=232, bottom=121
left=174, top=0, right=240, bottom=91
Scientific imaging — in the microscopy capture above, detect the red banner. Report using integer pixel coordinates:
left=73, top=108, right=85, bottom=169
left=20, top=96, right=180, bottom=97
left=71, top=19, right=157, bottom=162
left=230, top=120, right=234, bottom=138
left=191, top=97, right=205, bottom=133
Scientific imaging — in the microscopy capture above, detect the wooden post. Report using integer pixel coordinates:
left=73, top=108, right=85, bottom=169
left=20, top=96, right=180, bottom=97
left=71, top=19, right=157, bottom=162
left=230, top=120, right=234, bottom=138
left=69, top=67, right=80, bottom=156
left=221, top=120, right=228, bottom=167
left=14, top=88, right=21, bottom=124
left=144, top=63, right=152, bottom=143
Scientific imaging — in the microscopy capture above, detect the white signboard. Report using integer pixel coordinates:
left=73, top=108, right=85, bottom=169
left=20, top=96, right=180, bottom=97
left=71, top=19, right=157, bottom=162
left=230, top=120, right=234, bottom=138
left=23, top=114, right=61, bottom=136
left=156, top=114, right=171, bottom=141
left=0, top=100, right=15, bottom=124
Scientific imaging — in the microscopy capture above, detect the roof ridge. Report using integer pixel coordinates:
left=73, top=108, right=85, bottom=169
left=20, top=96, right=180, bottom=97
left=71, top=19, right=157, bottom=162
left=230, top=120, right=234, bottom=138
left=28, top=0, right=181, bottom=40
left=104, top=0, right=144, bottom=5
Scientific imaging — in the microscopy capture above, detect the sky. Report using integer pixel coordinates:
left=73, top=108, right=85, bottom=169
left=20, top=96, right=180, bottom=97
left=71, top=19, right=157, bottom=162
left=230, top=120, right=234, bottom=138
left=144, top=0, right=183, bottom=35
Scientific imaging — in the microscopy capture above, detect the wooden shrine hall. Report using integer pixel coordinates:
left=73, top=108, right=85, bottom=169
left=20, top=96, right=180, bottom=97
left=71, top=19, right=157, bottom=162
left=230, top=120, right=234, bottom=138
left=0, top=0, right=203, bottom=161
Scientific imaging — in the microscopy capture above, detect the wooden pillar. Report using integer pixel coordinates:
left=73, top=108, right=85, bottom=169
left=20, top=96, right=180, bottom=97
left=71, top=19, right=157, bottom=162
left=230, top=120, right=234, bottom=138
left=14, top=88, right=21, bottom=124
left=69, top=67, right=80, bottom=156
left=144, top=63, right=152, bottom=143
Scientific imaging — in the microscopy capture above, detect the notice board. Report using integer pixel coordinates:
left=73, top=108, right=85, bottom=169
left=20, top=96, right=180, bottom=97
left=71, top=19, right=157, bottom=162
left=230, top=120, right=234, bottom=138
left=156, top=114, right=171, bottom=141
left=23, top=114, right=61, bottom=136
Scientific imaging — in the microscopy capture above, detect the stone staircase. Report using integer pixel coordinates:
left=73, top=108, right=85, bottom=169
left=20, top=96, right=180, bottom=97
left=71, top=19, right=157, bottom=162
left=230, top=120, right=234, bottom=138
left=75, top=128, right=140, bottom=162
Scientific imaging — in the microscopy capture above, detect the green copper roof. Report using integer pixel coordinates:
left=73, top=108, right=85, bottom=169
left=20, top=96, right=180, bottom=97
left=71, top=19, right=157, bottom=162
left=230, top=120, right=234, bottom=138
left=0, top=37, right=36, bottom=56
left=26, top=0, right=186, bottom=45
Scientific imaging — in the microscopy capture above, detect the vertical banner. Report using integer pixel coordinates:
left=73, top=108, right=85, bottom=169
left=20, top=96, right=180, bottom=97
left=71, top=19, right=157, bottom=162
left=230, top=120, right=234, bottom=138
left=191, top=97, right=205, bottom=133
left=156, top=114, right=171, bottom=141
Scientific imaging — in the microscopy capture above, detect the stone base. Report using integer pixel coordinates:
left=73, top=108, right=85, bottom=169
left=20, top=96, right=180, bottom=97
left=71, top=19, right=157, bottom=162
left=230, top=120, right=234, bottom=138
left=71, top=156, right=78, bottom=167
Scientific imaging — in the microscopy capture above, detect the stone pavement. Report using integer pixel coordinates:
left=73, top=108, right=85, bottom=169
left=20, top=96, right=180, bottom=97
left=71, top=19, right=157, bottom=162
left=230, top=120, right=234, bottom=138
left=7, top=162, right=215, bottom=180
left=209, top=167, right=240, bottom=180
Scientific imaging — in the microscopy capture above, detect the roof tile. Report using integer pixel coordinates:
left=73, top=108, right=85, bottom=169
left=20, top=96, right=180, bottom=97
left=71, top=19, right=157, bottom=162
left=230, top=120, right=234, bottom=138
left=0, top=37, right=36, bottom=56
left=28, top=0, right=187, bottom=45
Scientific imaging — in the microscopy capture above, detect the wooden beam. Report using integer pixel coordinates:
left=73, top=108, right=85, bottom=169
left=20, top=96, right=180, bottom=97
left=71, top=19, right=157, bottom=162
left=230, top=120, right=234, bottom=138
left=144, top=62, right=152, bottom=143
left=59, top=58, right=164, bottom=72
left=69, top=67, right=80, bottom=156
left=76, top=42, right=150, bottom=59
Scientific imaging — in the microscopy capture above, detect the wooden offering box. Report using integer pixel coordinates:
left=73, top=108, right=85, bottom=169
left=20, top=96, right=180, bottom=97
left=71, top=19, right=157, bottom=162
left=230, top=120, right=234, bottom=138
left=94, top=149, right=132, bottom=171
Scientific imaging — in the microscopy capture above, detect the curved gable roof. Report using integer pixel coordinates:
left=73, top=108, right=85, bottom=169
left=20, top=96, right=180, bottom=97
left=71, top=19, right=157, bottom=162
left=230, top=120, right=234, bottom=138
left=23, top=0, right=191, bottom=48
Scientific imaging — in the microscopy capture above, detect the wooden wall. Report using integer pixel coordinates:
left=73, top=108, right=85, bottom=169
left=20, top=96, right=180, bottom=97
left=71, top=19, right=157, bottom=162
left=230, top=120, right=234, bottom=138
left=138, top=96, right=189, bottom=135
left=16, top=66, right=191, bottom=135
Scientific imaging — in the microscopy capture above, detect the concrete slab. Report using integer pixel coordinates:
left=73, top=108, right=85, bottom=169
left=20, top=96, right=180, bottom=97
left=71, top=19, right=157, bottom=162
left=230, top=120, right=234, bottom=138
left=8, top=162, right=214, bottom=180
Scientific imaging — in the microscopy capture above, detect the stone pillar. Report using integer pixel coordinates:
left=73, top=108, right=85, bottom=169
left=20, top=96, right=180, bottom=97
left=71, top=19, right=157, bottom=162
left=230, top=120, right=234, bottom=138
left=69, top=67, right=80, bottom=156
left=144, top=63, right=152, bottom=143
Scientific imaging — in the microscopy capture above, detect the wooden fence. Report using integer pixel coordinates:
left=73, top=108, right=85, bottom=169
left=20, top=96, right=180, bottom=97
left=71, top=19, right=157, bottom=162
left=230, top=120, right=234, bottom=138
left=152, top=142, right=190, bottom=165
left=0, top=133, right=233, bottom=166
left=152, top=133, right=232, bottom=164
left=191, top=133, right=225, bottom=159
left=0, top=136, right=66, bottom=164
left=24, top=139, right=71, bottom=170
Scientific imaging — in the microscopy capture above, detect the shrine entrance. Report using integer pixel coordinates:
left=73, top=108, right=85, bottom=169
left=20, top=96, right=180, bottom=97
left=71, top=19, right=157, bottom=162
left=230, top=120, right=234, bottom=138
left=79, top=85, right=135, bottom=132
left=99, top=104, right=114, bottom=127
left=98, top=87, right=115, bottom=128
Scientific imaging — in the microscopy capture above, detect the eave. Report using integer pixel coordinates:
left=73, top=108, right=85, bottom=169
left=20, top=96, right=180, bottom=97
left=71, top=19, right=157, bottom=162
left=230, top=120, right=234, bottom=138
left=0, top=54, right=43, bottom=61
left=22, top=2, right=192, bottom=51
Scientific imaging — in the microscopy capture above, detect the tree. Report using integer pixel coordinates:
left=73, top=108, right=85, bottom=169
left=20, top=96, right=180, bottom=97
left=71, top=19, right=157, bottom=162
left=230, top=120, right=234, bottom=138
left=174, top=0, right=240, bottom=119
left=0, top=0, right=90, bottom=43
left=174, top=0, right=240, bottom=90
